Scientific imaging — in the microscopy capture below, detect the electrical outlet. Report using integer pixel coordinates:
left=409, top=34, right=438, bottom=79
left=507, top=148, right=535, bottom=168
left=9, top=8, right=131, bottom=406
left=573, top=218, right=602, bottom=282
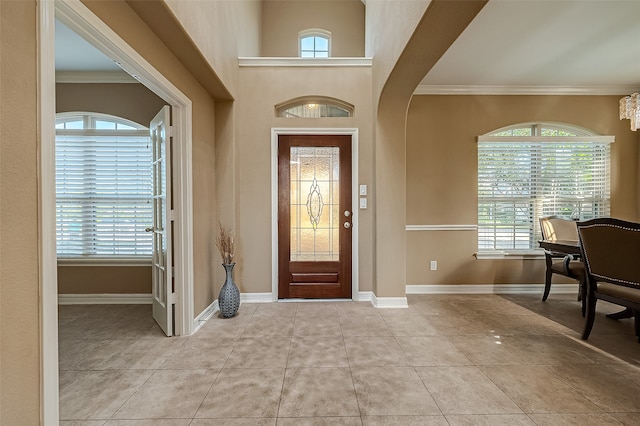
left=430, top=260, right=438, bottom=271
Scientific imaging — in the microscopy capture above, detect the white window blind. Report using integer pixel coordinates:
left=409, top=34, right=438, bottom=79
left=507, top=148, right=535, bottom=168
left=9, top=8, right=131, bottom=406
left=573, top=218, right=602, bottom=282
left=56, top=115, right=152, bottom=258
left=477, top=124, right=612, bottom=252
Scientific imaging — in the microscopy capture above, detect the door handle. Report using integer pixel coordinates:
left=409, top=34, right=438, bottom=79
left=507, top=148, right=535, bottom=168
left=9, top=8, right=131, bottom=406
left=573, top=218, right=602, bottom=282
left=344, top=222, right=351, bottom=229
left=145, top=227, right=155, bottom=232
left=344, top=210, right=351, bottom=217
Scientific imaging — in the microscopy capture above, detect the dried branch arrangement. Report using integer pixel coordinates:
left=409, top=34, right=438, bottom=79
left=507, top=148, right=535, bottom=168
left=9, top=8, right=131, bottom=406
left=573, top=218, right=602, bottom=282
left=216, top=222, right=234, bottom=264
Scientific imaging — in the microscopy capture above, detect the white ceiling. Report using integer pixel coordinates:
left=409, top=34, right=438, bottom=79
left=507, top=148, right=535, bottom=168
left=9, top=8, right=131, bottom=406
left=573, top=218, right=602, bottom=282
left=55, top=20, right=121, bottom=72
left=419, top=0, right=640, bottom=94
left=56, top=1, right=640, bottom=94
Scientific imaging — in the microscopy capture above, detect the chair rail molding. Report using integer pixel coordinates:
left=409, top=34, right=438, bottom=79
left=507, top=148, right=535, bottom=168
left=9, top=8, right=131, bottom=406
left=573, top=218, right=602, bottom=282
left=406, top=224, right=477, bottom=231
left=406, top=283, right=580, bottom=295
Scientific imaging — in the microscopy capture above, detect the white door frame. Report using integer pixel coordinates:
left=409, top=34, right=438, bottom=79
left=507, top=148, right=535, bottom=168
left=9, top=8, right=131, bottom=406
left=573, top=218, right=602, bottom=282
left=271, top=128, right=360, bottom=301
left=39, top=1, right=195, bottom=423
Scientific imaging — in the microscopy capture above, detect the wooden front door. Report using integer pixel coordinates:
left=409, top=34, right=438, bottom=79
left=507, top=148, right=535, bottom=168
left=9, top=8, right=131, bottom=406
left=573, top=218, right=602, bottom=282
left=278, top=134, right=352, bottom=299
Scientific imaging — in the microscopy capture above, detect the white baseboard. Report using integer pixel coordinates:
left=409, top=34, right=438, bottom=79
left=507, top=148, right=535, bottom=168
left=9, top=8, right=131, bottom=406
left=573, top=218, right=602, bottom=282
left=356, top=291, right=373, bottom=303
left=193, top=299, right=219, bottom=334
left=371, top=293, right=409, bottom=308
left=58, top=293, right=153, bottom=305
left=241, top=292, right=275, bottom=303
left=406, top=284, right=580, bottom=295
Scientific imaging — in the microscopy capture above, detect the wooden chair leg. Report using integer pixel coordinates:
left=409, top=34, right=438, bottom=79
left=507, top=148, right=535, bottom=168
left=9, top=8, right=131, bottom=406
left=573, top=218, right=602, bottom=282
left=634, top=310, right=640, bottom=343
left=606, top=307, right=634, bottom=320
left=581, top=293, right=597, bottom=340
left=542, top=269, right=552, bottom=301
left=579, top=281, right=587, bottom=317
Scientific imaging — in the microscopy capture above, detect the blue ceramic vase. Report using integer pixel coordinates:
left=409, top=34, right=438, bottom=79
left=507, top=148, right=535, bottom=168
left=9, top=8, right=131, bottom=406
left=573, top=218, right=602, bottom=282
left=218, top=263, right=240, bottom=318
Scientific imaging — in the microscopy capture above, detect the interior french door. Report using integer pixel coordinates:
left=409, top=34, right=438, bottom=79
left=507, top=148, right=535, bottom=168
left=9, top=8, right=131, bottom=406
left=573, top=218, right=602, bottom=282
left=149, top=106, right=173, bottom=335
left=278, top=134, right=352, bottom=299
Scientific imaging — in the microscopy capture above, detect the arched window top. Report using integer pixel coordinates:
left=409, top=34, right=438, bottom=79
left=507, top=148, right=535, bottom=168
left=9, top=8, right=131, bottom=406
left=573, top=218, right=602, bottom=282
left=484, top=122, right=597, bottom=137
left=276, top=96, right=354, bottom=118
left=56, top=112, right=147, bottom=131
left=299, top=28, right=331, bottom=58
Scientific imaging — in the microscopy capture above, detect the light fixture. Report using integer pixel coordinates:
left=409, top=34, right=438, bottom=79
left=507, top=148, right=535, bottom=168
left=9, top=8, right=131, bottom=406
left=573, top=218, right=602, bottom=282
left=619, top=92, right=640, bottom=131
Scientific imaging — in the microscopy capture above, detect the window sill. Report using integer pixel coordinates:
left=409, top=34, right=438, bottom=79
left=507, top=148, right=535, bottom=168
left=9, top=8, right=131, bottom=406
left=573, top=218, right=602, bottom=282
left=57, top=257, right=152, bottom=267
left=475, top=251, right=544, bottom=260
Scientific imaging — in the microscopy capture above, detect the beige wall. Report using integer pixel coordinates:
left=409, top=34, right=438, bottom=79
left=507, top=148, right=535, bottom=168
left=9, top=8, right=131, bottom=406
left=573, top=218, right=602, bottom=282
left=365, top=0, right=429, bottom=99
left=0, top=1, right=41, bottom=424
left=406, top=95, right=639, bottom=285
left=56, top=82, right=165, bottom=126
left=261, top=0, right=365, bottom=57
left=234, top=66, right=374, bottom=295
left=164, top=0, right=262, bottom=95
left=58, top=266, right=151, bottom=294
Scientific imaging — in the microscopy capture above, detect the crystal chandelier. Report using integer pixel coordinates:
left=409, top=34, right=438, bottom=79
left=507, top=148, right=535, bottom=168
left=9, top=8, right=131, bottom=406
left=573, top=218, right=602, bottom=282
left=619, top=93, right=640, bottom=131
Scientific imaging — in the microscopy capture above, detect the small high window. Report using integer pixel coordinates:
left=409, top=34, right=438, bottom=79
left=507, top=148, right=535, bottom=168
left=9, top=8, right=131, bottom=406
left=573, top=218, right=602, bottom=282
left=299, top=29, right=331, bottom=58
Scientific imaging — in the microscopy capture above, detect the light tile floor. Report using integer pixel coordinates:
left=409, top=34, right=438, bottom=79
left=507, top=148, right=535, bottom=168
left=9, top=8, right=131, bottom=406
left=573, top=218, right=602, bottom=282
left=59, top=294, right=640, bottom=425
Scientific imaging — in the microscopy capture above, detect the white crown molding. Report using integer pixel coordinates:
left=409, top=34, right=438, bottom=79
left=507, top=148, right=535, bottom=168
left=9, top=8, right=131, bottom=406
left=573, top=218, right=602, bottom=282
left=406, top=224, right=477, bottom=231
left=406, top=283, right=579, bottom=295
left=239, top=57, right=372, bottom=67
left=58, top=293, right=153, bottom=304
left=414, top=84, right=640, bottom=96
left=56, top=70, right=139, bottom=83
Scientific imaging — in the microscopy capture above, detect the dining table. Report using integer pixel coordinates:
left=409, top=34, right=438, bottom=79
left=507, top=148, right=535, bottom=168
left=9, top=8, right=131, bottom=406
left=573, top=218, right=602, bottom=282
left=539, top=239, right=581, bottom=256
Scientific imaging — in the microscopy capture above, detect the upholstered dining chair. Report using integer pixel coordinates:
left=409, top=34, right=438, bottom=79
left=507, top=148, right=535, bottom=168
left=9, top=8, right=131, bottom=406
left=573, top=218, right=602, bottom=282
left=577, top=218, right=640, bottom=342
left=540, top=216, right=586, bottom=315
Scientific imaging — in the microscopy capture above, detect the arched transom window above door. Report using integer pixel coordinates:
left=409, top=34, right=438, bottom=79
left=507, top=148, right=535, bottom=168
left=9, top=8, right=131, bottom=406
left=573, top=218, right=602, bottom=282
left=276, top=96, right=354, bottom=118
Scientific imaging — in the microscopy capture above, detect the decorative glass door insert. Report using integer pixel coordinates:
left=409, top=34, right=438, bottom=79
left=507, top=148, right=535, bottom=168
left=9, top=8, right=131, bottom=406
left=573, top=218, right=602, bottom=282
left=290, top=146, right=340, bottom=262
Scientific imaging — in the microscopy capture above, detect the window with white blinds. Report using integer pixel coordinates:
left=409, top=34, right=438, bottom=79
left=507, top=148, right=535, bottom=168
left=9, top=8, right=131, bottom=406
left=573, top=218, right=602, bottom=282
left=56, top=113, right=152, bottom=259
left=477, top=123, right=613, bottom=252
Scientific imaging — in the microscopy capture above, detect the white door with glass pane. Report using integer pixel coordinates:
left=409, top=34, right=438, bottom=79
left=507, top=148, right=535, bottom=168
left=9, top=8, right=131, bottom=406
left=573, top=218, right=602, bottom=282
left=149, top=106, right=173, bottom=336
